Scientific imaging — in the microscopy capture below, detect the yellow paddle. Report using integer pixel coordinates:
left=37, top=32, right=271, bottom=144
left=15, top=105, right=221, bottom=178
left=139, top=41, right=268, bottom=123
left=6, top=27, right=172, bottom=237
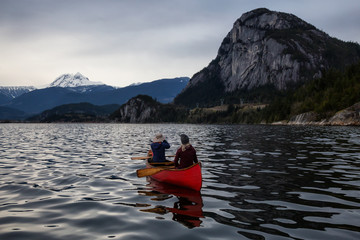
left=131, top=156, right=152, bottom=160
left=136, top=166, right=175, bottom=178
left=131, top=155, right=175, bottom=160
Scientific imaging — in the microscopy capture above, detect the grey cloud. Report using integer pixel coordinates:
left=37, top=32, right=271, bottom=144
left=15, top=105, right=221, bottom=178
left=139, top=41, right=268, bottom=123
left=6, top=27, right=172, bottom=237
left=1, top=0, right=359, bottom=87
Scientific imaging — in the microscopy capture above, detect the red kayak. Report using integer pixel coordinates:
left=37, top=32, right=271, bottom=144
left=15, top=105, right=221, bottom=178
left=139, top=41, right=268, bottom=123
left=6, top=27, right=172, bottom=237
left=146, top=160, right=202, bottom=191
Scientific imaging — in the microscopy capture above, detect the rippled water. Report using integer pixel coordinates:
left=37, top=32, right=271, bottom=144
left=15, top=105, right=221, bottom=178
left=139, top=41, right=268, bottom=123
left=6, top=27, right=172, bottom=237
left=0, top=124, right=359, bottom=240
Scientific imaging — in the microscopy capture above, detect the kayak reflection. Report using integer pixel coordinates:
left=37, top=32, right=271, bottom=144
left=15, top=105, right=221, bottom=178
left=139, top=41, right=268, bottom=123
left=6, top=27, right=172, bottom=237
left=138, top=178, right=204, bottom=228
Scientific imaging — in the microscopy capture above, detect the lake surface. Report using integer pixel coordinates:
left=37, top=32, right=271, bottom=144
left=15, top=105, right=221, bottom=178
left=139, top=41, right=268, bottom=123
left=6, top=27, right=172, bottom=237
left=0, top=123, right=359, bottom=240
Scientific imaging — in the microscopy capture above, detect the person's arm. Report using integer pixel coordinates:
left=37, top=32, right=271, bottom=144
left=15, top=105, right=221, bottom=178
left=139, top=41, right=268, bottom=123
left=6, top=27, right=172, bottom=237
left=193, top=149, right=198, bottom=163
left=162, top=140, right=170, bottom=149
left=174, top=148, right=180, bottom=167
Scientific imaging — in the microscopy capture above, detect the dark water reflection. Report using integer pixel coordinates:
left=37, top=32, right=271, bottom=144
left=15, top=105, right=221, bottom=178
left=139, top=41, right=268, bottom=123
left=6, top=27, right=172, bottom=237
left=0, top=124, right=359, bottom=240
left=139, top=179, right=204, bottom=229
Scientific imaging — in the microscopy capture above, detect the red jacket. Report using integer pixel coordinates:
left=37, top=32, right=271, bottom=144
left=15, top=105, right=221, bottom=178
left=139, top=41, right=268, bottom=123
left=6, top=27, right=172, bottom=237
left=174, top=144, right=198, bottom=169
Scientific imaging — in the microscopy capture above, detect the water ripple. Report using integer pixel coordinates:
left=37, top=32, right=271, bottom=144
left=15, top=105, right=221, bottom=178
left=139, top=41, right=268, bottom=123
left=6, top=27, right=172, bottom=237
left=0, top=124, right=359, bottom=239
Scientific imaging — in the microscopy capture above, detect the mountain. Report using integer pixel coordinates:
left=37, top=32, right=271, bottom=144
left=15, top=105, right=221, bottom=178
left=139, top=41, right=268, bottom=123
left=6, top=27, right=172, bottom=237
left=0, top=106, right=28, bottom=121
left=28, top=102, right=120, bottom=122
left=174, top=8, right=360, bottom=107
left=49, top=72, right=103, bottom=88
left=0, top=86, right=36, bottom=104
left=110, top=95, right=188, bottom=123
left=2, top=77, right=189, bottom=115
left=116, top=77, right=189, bottom=103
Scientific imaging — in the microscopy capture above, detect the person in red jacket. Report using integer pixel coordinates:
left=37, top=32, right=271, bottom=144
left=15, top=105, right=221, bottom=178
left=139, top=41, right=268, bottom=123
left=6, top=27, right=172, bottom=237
left=174, top=134, right=198, bottom=169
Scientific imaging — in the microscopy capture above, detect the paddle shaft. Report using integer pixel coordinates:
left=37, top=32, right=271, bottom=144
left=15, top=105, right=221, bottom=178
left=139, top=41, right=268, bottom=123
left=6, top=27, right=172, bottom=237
left=131, top=155, right=175, bottom=160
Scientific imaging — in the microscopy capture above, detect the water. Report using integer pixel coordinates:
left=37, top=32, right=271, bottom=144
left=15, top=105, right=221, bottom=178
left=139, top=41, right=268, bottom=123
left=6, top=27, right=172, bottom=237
left=0, top=124, right=359, bottom=240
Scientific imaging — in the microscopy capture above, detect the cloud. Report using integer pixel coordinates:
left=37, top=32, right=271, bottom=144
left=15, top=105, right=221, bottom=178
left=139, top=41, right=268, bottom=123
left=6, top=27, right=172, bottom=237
left=0, top=0, right=359, bottom=87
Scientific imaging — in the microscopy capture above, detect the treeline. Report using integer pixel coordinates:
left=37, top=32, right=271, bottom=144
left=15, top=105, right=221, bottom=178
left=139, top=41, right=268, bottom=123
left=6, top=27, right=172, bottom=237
left=262, top=61, right=360, bottom=122
left=28, top=103, right=120, bottom=123
left=184, top=61, right=360, bottom=124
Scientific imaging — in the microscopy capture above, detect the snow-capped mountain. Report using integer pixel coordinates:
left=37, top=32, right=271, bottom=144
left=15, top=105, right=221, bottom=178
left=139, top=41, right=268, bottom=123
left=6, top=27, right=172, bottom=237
left=49, top=72, right=103, bottom=88
left=0, top=86, right=36, bottom=100
left=3, top=77, right=189, bottom=115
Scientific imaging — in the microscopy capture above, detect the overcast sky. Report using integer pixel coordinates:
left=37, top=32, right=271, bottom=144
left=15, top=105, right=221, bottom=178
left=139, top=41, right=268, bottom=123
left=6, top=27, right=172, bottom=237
left=1, top=0, right=359, bottom=87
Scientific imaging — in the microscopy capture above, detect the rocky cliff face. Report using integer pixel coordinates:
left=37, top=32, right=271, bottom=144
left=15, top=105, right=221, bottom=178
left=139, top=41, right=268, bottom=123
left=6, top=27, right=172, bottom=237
left=114, top=95, right=159, bottom=123
left=111, top=95, right=189, bottom=123
left=175, top=8, right=360, bottom=106
left=288, top=112, right=319, bottom=125
left=214, top=8, right=320, bottom=92
left=327, top=103, right=360, bottom=125
left=286, top=102, right=360, bottom=126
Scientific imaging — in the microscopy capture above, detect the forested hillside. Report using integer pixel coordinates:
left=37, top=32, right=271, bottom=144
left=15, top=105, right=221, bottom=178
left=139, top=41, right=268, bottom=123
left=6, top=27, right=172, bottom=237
left=182, top=62, right=360, bottom=124
left=262, top=62, right=360, bottom=122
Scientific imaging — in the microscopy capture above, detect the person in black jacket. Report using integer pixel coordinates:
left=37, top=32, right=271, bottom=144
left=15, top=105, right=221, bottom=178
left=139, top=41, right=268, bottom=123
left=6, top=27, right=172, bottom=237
left=151, top=133, right=170, bottom=162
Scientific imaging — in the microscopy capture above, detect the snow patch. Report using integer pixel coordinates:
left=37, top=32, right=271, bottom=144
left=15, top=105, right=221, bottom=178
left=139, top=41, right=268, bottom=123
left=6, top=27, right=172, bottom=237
left=0, top=86, right=36, bottom=99
left=49, top=72, right=103, bottom=88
